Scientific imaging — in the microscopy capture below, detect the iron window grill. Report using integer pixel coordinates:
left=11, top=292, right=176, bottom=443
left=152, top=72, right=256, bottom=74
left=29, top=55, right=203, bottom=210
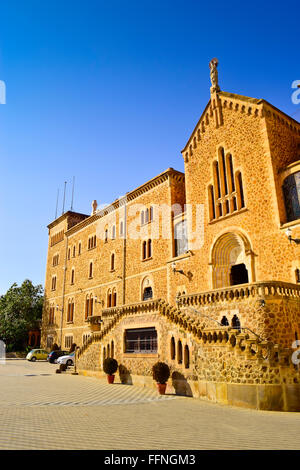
left=125, top=327, right=157, bottom=354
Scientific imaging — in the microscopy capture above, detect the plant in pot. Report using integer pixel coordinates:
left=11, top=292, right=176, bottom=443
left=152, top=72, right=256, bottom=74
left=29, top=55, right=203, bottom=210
left=103, top=358, right=118, bottom=384
left=152, top=362, right=170, bottom=395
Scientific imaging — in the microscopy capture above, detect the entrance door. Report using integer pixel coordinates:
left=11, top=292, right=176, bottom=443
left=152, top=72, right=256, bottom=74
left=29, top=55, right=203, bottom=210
left=230, top=263, right=248, bottom=286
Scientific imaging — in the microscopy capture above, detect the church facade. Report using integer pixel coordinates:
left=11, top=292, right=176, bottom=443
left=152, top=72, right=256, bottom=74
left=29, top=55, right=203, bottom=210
left=41, top=62, right=300, bottom=411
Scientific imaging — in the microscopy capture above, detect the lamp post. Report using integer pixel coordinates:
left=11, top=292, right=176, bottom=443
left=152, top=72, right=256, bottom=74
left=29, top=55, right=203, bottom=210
left=285, top=228, right=300, bottom=245
left=56, top=305, right=64, bottom=348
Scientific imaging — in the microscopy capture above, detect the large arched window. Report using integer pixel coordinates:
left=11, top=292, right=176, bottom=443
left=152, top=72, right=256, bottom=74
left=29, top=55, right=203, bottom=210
left=282, top=171, right=300, bottom=222
left=174, top=220, right=188, bottom=257
left=170, top=337, right=176, bottom=360
left=209, top=149, right=245, bottom=221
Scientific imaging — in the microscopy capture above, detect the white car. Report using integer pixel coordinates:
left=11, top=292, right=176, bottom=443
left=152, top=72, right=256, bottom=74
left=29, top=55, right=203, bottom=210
left=57, top=352, right=75, bottom=366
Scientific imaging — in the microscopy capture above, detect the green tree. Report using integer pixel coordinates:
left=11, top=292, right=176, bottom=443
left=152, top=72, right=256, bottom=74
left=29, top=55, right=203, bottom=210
left=0, top=280, right=44, bottom=351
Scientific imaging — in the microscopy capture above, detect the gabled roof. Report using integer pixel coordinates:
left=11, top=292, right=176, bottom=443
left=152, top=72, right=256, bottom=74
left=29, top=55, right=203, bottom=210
left=181, top=91, right=300, bottom=154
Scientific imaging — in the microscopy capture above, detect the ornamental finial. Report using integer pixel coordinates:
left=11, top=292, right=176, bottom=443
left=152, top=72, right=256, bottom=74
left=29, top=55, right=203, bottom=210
left=209, top=58, right=220, bottom=93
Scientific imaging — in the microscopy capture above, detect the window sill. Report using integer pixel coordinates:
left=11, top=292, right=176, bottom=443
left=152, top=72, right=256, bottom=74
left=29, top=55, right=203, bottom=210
left=141, top=220, right=153, bottom=227
left=141, top=257, right=153, bottom=262
left=280, top=219, right=300, bottom=229
left=209, top=207, right=248, bottom=224
left=123, top=353, right=158, bottom=358
left=66, top=321, right=74, bottom=325
left=168, top=252, right=191, bottom=263
left=110, top=269, right=116, bottom=273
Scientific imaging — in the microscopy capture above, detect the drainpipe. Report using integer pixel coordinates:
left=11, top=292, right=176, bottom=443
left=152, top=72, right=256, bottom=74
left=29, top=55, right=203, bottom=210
left=122, top=199, right=127, bottom=305
left=60, top=235, right=68, bottom=348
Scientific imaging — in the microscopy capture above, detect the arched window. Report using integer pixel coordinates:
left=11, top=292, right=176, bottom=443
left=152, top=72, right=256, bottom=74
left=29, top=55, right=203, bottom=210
left=104, top=229, right=108, bottom=243
left=107, top=344, right=110, bottom=358
left=296, top=268, right=300, bottom=283
left=177, top=340, right=183, bottom=364
left=147, top=239, right=152, bottom=258
left=112, top=225, right=116, bottom=240
left=209, top=150, right=245, bottom=220
left=142, top=241, right=147, bottom=260
left=174, top=221, right=188, bottom=257
left=85, top=296, right=90, bottom=320
left=120, top=221, right=124, bottom=236
left=143, top=286, right=153, bottom=301
left=111, top=340, right=114, bottom=358
left=68, top=248, right=71, bottom=260
left=107, top=289, right=112, bottom=308
left=73, top=246, right=76, bottom=257
left=89, top=262, right=93, bottom=278
left=170, top=337, right=176, bottom=360
left=282, top=171, right=300, bottom=222
left=236, top=171, right=245, bottom=209
left=150, top=206, right=154, bottom=222
left=78, top=242, right=81, bottom=255
left=89, top=296, right=93, bottom=317
left=184, top=345, right=190, bottom=369
left=112, top=288, right=117, bottom=307
left=103, top=346, right=106, bottom=362
left=145, top=208, right=149, bottom=224
left=71, top=269, right=75, bottom=285
left=111, top=253, right=115, bottom=271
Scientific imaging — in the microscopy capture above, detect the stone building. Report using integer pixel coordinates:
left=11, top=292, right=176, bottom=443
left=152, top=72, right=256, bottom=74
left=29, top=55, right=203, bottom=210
left=41, top=61, right=300, bottom=411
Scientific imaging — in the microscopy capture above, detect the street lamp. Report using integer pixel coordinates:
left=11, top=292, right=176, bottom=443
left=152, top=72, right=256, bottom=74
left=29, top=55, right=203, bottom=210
left=285, top=228, right=300, bottom=245
left=171, top=262, right=184, bottom=275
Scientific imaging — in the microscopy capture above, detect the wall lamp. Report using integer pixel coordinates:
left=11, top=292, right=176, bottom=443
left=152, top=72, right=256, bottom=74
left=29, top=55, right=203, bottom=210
left=285, top=228, right=300, bottom=245
left=171, top=262, right=184, bottom=275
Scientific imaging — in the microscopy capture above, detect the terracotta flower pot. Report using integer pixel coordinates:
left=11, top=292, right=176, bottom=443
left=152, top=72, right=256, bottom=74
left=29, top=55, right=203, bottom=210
left=156, top=383, right=167, bottom=395
left=107, top=374, right=115, bottom=384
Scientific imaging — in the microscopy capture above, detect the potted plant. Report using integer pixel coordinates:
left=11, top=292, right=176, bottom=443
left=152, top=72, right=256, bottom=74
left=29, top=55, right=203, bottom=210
left=152, top=362, right=170, bottom=395
left=103, top=358, right=118, bottom=384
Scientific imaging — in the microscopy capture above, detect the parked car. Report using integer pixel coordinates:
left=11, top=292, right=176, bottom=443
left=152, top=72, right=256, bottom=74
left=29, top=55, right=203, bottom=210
left=26, top=349, right=49, bottom=361
left=57, top=352, right=75, bottom=366
left=47, top=350, right=69, bottom=364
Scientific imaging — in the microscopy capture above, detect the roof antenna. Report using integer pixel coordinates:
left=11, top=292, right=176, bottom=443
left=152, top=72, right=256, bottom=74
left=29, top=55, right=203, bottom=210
left=70, top=176, right=75, bottom=211
left=62, top=181, right=67, bottom=215
left=55, top=188, right=59, bottom=219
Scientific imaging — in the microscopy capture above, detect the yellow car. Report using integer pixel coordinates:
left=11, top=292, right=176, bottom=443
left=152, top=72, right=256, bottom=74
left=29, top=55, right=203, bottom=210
left=26, top=349, right=49, bottom=361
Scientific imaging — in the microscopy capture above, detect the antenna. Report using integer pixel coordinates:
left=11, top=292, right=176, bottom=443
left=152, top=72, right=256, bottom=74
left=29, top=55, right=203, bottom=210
left=70, top=176, right=75, bottom=211
left=55, top=188, right=59, bottom=219
left=62, top=181, right=67, bottom=215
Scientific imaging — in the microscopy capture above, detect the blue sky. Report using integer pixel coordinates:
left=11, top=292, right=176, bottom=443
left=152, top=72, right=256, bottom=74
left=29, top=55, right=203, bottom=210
left=0, top=0, right=299, bottom=294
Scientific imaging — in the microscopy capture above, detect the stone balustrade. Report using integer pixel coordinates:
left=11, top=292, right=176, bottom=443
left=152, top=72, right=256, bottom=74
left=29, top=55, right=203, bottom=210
left=177, top=280, right=300, bottom=307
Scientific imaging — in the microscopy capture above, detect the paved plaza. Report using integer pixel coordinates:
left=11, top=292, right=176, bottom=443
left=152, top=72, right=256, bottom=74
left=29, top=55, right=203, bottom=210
left=0, top=360, right=299, bottom=450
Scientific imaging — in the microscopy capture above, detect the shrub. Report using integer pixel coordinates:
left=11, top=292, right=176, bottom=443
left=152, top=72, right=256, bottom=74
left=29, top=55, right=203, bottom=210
left=103, top=358, right=118, bottom=375
left=59, top=363, right=67, bottom=372
left=152, top=362, right=170, bottom=384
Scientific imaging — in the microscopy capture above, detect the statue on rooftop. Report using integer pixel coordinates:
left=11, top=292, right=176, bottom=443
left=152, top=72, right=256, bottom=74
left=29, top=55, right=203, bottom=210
left=209, top=58, right=220, bottom=93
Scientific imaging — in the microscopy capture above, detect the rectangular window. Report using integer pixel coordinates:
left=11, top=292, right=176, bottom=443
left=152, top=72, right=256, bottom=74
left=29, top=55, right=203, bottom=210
left=174, top=220, right=188, bottom=257
left=46, top=336, right=53, bottom=350
left=124, top=327, right=157, bottom=354
left=64, top=335, right=73, bottom=349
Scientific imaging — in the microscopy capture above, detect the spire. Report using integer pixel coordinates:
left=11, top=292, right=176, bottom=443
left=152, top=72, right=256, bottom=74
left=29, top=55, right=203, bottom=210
left=209, top=58, right=220, bottom=94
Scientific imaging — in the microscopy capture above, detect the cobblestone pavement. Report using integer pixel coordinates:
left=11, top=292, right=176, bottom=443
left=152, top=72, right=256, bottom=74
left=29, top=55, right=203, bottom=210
left=0, top=360, right=300, bottom=450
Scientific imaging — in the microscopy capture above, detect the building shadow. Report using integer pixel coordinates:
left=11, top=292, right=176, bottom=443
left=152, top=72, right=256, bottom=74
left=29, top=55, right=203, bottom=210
left=171, top=371, right=193, bottom=397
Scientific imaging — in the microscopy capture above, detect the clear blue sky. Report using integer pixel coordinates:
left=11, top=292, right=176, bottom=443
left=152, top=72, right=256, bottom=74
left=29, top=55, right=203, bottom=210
left=0, top=0, right=299, bottom=294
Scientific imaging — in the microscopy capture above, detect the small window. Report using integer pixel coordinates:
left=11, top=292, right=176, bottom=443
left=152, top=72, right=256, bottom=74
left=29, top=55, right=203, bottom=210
left=68, top=248, right=71, bottom=260
left=141, top=211, right=144, bottom=225
left=112, top=226, right=116, bottom=240
left=170, top=337, right=176, bottom=360
left=73, top=246, right=76, bottom=257
left=51, top=276, right=57, bottom=291
left=177, top=340, right=183, bottom=364
left=125, top=327, right=157, bottom=354
left=78, top=242, right=81, bottom=255
left=174, top=221, right=188, bottom=257
left=71, top=269, right=75, bottom=285
left=147, top=239, right=152, bottom=258
left=283, top=171, right=300, bottom=222
left=104, top=229, right=108, bottom=243
left=120, top=221, right=124, bottom=236
left=89, top=262, right=93, bottom=278
left=143, top=286, right=153, bottom=301
left=111, top=253, right=115, bottom=271
left=184, top=345, right=190, bottom=369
